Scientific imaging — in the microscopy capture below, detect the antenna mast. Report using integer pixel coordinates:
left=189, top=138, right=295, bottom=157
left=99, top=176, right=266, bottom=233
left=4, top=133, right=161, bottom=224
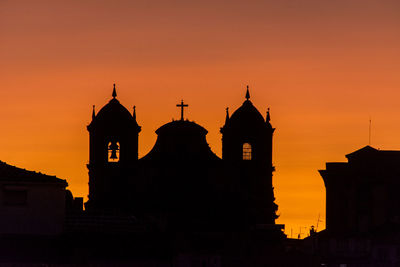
left=316, top=213, right=323, bottom=232
left=369, top=117, right=372, bottom=145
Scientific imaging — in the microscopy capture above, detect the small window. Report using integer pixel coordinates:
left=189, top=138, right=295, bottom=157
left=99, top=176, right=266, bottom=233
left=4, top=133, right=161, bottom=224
left=4, top=189, right=27, bottom=206
left=243, top=143, right=252, bottom=160
left=108, top=141, right=120, bottom=162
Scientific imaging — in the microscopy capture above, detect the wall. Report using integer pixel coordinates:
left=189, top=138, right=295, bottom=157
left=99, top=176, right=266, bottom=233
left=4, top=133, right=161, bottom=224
left=0, top=182, right=65, bottom=235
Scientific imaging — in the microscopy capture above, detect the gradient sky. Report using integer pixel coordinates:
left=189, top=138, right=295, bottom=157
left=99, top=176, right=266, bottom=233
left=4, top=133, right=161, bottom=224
left=1, top=0, right=400, bottom=238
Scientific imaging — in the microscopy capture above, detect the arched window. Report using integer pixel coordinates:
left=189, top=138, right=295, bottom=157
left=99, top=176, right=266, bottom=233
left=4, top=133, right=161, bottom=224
left=108, top=141, right=120, bottom=162
left=243, top=143, right=252, bottom=160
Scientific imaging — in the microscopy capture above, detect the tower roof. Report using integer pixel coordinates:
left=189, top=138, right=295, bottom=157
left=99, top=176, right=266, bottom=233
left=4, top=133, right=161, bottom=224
left=223, top=91, right=266, bottom=131
left=91, top=98, right=134, bottom=126
left=229, top=100, right=265, bottom=126
left=88, top=85, right=140, bottom=131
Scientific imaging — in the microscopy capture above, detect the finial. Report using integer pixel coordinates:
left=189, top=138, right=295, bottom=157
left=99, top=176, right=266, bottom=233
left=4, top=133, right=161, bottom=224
left=225, top=107, right=230, bottom=125
left=133, top=105, right=136, bottom=121
left=92, top=105, right=96, bottom=120
left=245, top=85, right=250, bottom=100
left=266, top=107, right=271, bottom=122
left=112, top=83, right=117, bottom=98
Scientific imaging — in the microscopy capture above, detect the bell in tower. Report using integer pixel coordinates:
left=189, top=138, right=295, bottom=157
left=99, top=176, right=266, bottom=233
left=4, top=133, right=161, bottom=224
left=86, top=84, right=141, bottom=212
left=108, top=141, right=120, bottom=162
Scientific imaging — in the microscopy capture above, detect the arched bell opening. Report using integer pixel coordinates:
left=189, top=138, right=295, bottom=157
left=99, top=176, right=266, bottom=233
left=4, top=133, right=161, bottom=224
left=108, top=141, right=120, bottom=162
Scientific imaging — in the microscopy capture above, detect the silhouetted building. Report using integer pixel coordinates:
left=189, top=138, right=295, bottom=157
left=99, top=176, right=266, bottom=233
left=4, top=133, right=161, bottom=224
left=0, top=161, right=68, bottom=235
left=320, top=145, right=400, bottom=234
left=306, top=145, right=400, bottom=266
left=85, top=85, right=280, bottom=232
left=86, top=84, right=141, bottom=212
left=0, top=85, right=298, bottom=266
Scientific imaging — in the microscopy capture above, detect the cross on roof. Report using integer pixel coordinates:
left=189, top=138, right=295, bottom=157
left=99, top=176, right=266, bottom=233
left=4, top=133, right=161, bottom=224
left=176, top=100, right=188, bottom=121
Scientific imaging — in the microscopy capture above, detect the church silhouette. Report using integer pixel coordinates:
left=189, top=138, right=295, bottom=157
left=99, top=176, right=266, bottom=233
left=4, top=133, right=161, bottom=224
left=85, top=84, right=281, bottom=232
left=3, top=83, right=400, bottom=266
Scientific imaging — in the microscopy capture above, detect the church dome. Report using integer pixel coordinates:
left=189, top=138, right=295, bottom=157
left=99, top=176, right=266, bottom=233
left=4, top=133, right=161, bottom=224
left=142, top=120, right=219, bottom=161
left=223, top=88, right=266, bottom=131
left=88, top=85, right=139, bottom=131
left=229, top=100, right=265, bottom=127
left=95, top=98, right=133, bottom=125
left=155, top=120, right=207, bottom=136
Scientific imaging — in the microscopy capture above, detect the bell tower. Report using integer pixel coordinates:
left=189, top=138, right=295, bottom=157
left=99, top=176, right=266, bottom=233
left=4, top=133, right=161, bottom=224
left=86, top=84, right=141, bottom=212
left=221, top=86, right=278, bottom=225
left=221, top=86, right=274, bottom=163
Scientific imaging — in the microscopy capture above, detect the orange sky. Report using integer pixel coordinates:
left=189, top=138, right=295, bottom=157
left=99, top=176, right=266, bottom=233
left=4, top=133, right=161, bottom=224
left=1, top=0, right=400, bottom=238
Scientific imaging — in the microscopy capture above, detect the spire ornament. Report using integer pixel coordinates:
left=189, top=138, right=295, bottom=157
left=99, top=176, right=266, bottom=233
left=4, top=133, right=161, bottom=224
left=112, top=83, right=117, bottom=98
left=133, top=105, right=137, bottom=121
left=245, top=85, right=250, bottom=100
left=225, top=107, right=230, bottom=125
left=266, top=107, right=271, bottom=123
left=92, top=105, right=96, bottom=120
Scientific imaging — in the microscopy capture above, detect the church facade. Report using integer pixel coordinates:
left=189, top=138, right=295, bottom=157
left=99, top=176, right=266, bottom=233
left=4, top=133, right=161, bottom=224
left=85, top=85, right=280, bottom=231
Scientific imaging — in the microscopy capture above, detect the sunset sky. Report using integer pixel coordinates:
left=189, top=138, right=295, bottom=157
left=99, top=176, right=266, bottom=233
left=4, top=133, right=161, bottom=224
left=1, top=0, right=400, bottom=237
